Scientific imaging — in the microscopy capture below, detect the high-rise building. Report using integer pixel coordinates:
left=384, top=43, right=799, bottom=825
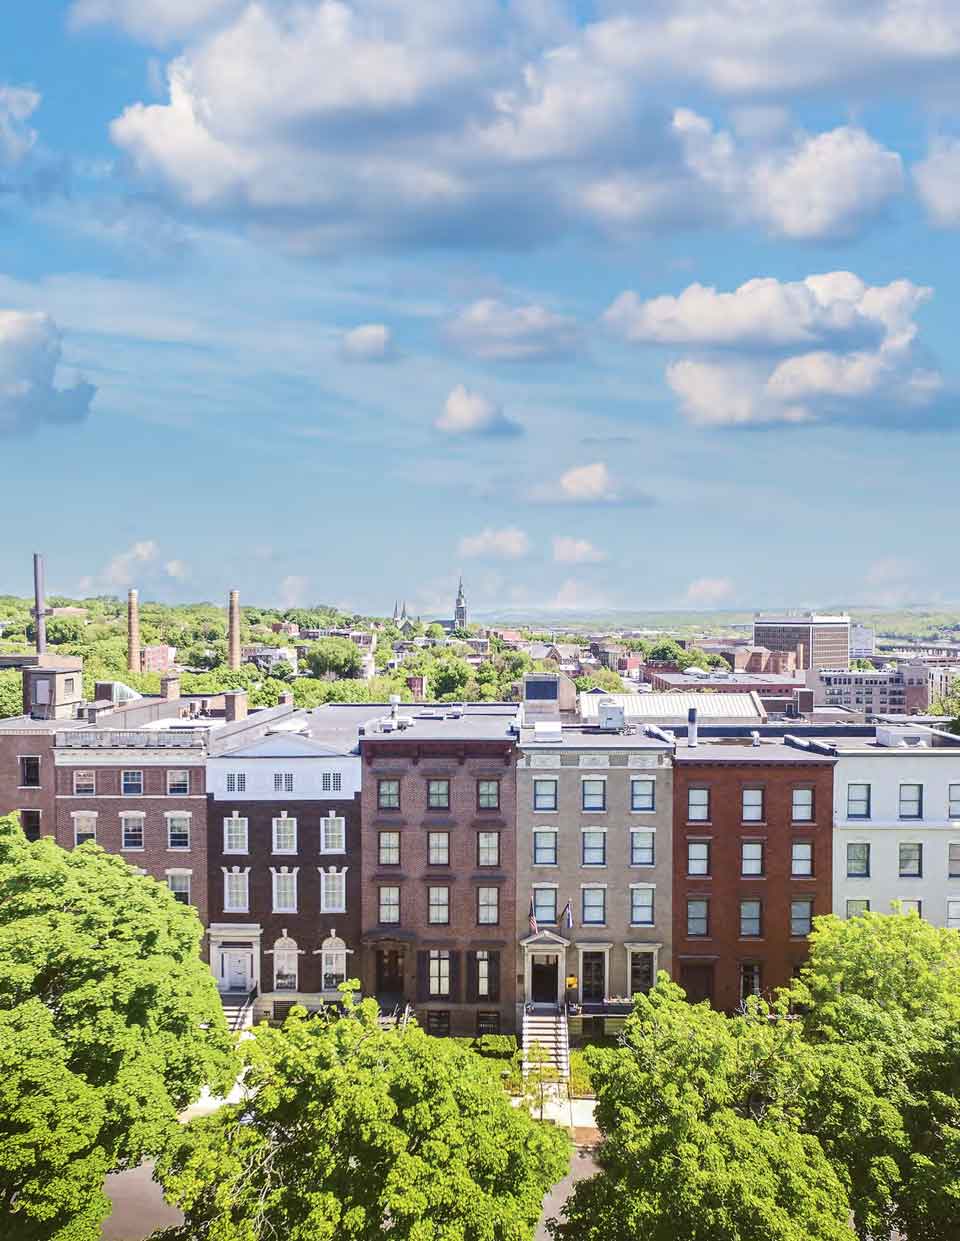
left=753, top=613, right=850, bottom=670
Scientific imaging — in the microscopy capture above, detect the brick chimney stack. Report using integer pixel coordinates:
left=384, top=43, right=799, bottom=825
left=127, top=589, right=141, bottom=674
left=228, top=589, right=241, bottom=671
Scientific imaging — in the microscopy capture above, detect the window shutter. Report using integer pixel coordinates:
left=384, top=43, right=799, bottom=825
left=450, top=951, right=462, bottom=1003
left=489, top=951, right=500, bottom=1002
left=416, top=951, right=428, bottom=1002
left=465, top=951, right=478, bottom=1003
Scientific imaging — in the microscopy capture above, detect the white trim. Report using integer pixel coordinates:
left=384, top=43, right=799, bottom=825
left=270, top=866, right=299, bottom=914
left=576, top=942, right=612, bottom=1003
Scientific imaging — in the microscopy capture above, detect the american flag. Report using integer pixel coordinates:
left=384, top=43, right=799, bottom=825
left=528, top=896, right=538, bottom=936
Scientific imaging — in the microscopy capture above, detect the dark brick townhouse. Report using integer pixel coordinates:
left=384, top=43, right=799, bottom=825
left=359, top=703, right=519, bottom=1036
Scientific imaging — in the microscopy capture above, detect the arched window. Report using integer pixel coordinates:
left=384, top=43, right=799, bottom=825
left=273, top=932, right=299, bottom=992
left=320, top=931, right=348, bottom=991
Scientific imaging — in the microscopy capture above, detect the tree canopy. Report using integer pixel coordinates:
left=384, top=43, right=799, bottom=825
left=304, top=637, right=364, bottom=680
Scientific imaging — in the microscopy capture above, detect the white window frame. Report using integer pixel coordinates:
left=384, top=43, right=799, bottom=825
left=272, top=815, right=297, bottom=855
left=166, top=812, right=191, bottom=851
left=319, top=866, right=347, bottom=914
left=477, top=831, right=499, bottom=867
left=271, top=867, right=299, bottom=914
left=947, top=899, right=960, bottom=930
left=223, top=814, right=249, bottom=854
left=121, top=769, right=143, bottom=796
left=226, top=772, right=246, bottom=794
left=320, top=814, right=346, bottom=855
left=428, top=832, right=450, bottom=867
left=630, top=883, right=654, bottom=926
left=73, top=811, right=97, bottom=846
left=630, top=829, right=655, bottom=867
left=740, top=899, right=762, bottom=937
left=274, top=772, right=294, bottom=793
left=121, top=812, right=145, bottom=851
left=950, top=785, right=960, bottom=819
left=740, top=840, right=764, bottom=877
left=166, top=869, right=191, bottom=904
left=73, top=770, right=96, bottom=796
left=631, top=778, right=655, bottom=812
left=687, top=840, right=710, bottom=876
left=321, top=950, right=347, bottom=991
left=166, top=769, right=190, bottom=796
left=223, top=867, right=250, bottom=913
left=273, top=943, right=299, bottom=992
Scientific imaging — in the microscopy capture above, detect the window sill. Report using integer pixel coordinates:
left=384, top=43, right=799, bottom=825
left=630, top=809, right=656, bottom=815
left=686, top=821, right=712, bottom=827
left=167, top=847, right=191, bottom=853
left=121, top=847, right=144, bottom=852
left=630, top=922, right=655, bottom=928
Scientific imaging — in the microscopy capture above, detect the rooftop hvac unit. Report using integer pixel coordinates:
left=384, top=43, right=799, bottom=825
left=533, top=720, right=562, bottom=743
left=598, top=699, right=626, bottom=731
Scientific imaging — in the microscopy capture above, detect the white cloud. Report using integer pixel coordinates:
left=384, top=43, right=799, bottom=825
left=0, top=85, right=40, bottom=164
left=685, top=577, right=735, bottom=605
left=0, top=310, right=96, bottom=436
left=339, top=323, right=396, bottom=363
left=435, top=384, right=522, bottom=437
left=69, top=0, right=243, bottom=43
left=447, top=299, right=578, bottom=361
left=80, top=542, right=193, bottom=592
left=102, top=541, right=160, bottom=588
left=552, top=536, right=606, bottom=564
left=279, top=574, right=309, bottom=608
left=914, top=138, right=960, bottom=227
left=531, top=461, right=651, bottom=506
left=164, top=559, right=189, bottom=580
left=458, top=527, right=531, bottom=559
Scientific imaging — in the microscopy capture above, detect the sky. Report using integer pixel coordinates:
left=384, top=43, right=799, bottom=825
left=2, top=1, right=960, bottom=618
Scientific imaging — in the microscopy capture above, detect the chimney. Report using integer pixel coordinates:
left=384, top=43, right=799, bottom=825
left=687, top=706, right=698, bottom=748
left=390, top=693, right=400, bottom=721
left=224, top=689, right=248, bottom=723
left=160, top=674, right=180, bottom=701
left=127, top=589, right=141, bottom=675
left=228, top=590, right=241, bottom=671
left=95, top=680, right=116, bottom=703
left=33, top=553, right=47, bottom=655
left=278, top=690, right=294, bottom=707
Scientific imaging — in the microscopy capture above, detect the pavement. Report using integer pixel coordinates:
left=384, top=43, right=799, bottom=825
left=536, top=1147, right=599, bottom=1240
left=101, top=1163, right=182, bottom=1240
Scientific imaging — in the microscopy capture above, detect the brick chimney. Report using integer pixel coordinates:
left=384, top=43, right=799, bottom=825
left=224, top=689, right=248, bottom=722
left=160, top=674, right=180, bottom=701
left=228, top=590, right=241, bottom=671
left=279, top=690, right=294, bottom=707
left=127, top=589, right=140, bottom=675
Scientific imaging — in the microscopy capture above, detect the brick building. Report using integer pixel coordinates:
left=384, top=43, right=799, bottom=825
left=359, top=702, right=519, bottom=1036
left=753, top=613, right=850, bottom=671
left=672, top=733, right=835, bottom=1010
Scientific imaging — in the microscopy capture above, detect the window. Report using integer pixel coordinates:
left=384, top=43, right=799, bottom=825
left=741, top=841, right=764, bottom=876
left=223, top=869, right=249, bottom=912
left=273, top=772, right=294, bottom=793
left=378, top=779, right=400, bottom=810
left=379, top=886, right=400, bottom=924
left=122, top=770, right=143, bottom=796
left=167, top=770, right=190, bottom=795
left=742, top=788, right=764, bottom=822
left=477, top=1010, right=500, bottom=1035
left=427, top=779, right=450, bottom=810
left=949, top=842, right=960, bottom=879
left=320, top=869, right=346, bottom=913
left=847, top=842, right=870, bottom=878
left=582, top=830, right=606, bottom=866
left=791, top=841, right=813, bottom=877
left=900, top=899, right=922, bottom=916
left=477, top=832, right=499, bottom=867
left=73, top=813, right=97, bottom=846
left=899, top=784, right=923, bottom=819
left=740, top=963, right=762, bottom=1002
left=225, top=772, right=246, bottom=794
left=846, top=899, right=870, bottom=917
left=792, top=787, right=813, bottom=822
left=477, top=780, right=499, bottom=810
left=425, top=1011, right=450, bottom=1036
left=224, top=816, right=248, bottom=853
left=631, top=886, right=654, bottom=925
left=631, top=830, right=655, bottom=866
left=582, top=887, right=606, bottom=925
left=272, top=816, right=297, bottom=854
left=322, top=949, right=347, bottom=991
left=428, top=832, right=449, bottom=866
left=533, top=887, right=557, bottom=924
left=321, top=771, right=343, bottom=792
left=948, top=900, right=960, bottom=930
left=18, top=810, right=41, bottom=841
left=272, top=869, right=298, bottom=913
left=899, top=842, right=922, bottom=877
left=533, top=779, right=558, bottom=811
left=631, top=778, right=655, bottom=811
left=429, top=949, right=450, bottom=997
left=687, top=840, right=710, bottom=876
left=428, top=885, right=449, bottom=924
left=378, top=831, right=400, bottom=866
left=847, top=784, right=871, bottom=819
left=168, top=873, right=190, bottom=904
left=687, top=898, right=709, bottom=937
left=320, top=815, right=345, bottom=854
left=688, top=788, right=710, bottom=821
left=582, top=779, right=606, bottom=811
left=791, top=898, right=814, bottom=937
left=167, top=815, right=190, bottom=850
left=18, top=757, right=40, bottom=788
left=121, top=815, right=144, bottom=850
left=477, top=886, right=499, bottom=925
left=73, top=770, right=95, bottom=796
left=476, top=950, right=492, bottom=999
left=274, top=944, right=299, bottom=992
left=740, top=899, right=762, bottom=937
left=951, top=785, right=960, bottom=818
left=64, top=677, right=75, bottom=694
left=534, top=830, right=557, bottom=865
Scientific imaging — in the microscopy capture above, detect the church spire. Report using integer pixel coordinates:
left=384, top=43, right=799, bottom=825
left=454, top=575, right=467, bottom=631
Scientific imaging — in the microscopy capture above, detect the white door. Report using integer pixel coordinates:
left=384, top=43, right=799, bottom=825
left=223, top=950, right=252, bottom=992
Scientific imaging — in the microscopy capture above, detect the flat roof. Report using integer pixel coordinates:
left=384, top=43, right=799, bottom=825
left=519, top=724, right=671, bottom=751
left=674, top=736, right=835, bottom=763
left=579, top=692, right=765, bottom=722
left=653, top=672, right=802, bottom=688
left=360, top=702, right=519, bottom=743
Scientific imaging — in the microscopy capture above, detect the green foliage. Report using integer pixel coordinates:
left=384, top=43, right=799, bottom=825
left=0, top=815, right=237, bottom=1240
left=304, top=637, right=364, bottom=680
left=567, top=1049, right=593, bottom=1099
left=850, top=658, right=876, bottom=671
left=0, top=668, right=21, bottom=719
left=647, top=639, right=685, bottom=663
left=573, top=669, right=623, bottom=693
left=426, top=623, right=446, bottom=639
left=155, top=1000, right=569, bottom=1241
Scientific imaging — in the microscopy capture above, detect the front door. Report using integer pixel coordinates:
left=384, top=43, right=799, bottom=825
left=630, top=951, right=654, bottom=996
left=680, top=963, right=714, bottom=1004
left=531, top=955, right=558, bottom=1004
left=376, top=950, right=404, bottom=994
left=581, top=952, right=606, bottom=1002
left=223, top=949, right=252, bottom=992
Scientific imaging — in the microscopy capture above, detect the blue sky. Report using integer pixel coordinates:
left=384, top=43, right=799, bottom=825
left=2, top=1, right=960, bottom=616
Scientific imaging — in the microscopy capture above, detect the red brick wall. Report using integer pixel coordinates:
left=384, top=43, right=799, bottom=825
left=0, top=730, right=56, bottom=837
left=672, top=756, right=834, bottom=1011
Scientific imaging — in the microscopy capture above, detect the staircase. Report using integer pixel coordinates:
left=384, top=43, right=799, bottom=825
left=522, top=1007, right=569, bottom=1080
left=220, top=988, right=256, bottom=1032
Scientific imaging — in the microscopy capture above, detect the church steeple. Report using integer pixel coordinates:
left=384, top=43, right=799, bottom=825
left=454, top=575, right=467, bottom=631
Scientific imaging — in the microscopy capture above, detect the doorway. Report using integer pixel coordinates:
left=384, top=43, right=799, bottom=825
left=680, top=963, right=714, bottom=1004
left=581, top=951, right=606, bottom=1002
left=531, top=955, right=558, bottom=1004
left=223, top=949, right=253, bottom=993
left=376, top=949, right=404, bottom=994
left=630, top=951, right=655, bottom=996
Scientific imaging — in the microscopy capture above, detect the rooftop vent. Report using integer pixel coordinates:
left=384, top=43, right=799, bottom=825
left=532, top=720, right=562, bottom=743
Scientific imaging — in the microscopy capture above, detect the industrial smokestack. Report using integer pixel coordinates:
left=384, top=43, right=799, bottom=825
left=127, top=589, right=141, bottom=674
left=228, top=590, right=241, bottom=670
left=687, top=706, right=699, bottom=748
left=33, top=553, right=47, bottom=655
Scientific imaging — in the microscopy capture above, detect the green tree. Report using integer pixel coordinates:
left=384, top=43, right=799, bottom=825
left=431, top=656, right=472, bottom=699
left=647, top=639, right=684, bottom=663
left=0, top=668, right=21, bottom=719
left=426, top=623, right=446, bottom=639
left=0, top=816, right=237, bottom=1240
left=574, top=669, right=623, bottom=693
left=305, top=637, right=363, bottom=680
left=850, top=658, right=875, bottom=671
left=45, top=617, right=85, bottom=645
left=155, top=999, right=569, bottom=1241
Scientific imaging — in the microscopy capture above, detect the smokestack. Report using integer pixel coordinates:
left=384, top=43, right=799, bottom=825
left=33, top=553, right=47, bottom=655
left=228, top=590, right=241, bottom=670
left=127, top=589, right=141, bottom=674
left=687, top=706, right=698, bottom=748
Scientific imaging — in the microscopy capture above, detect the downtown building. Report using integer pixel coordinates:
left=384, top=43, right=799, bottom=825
left=753, top=613, right=851, bottom=670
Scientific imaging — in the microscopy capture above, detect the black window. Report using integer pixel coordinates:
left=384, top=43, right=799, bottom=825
left=533, top=779, right=558, bottom=811
left=18, top=757, right=40, bottom=788
left=899, top=842, right=922, bottom=877
left=476, top=1011, right=500, bottom=1035
left=18, top=810, right=41, bottom=841
left=846, top=842, right=870, bottom=877
left=425, top=1011, right=450, bottom=1036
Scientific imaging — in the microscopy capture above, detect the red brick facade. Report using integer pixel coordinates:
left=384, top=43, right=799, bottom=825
left=0, top=729, right=56, bottom=840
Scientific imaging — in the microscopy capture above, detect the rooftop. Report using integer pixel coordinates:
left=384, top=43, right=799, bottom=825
left=652, top=671, right=802, bottom=688
left=673, top=735, right=835, bottom=763
left=360, top=702, right=519, bottom=743
left=579, top=692, right=766, bottom=723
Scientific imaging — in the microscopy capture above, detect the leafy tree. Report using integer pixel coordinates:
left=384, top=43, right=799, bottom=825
left=574, top=669, right=623, bottom=693
left=426, top=623, right=446, bottom=639
left=431, top=655, right=472, bottom=698
left=155, top=999, right=569, bottom=1241
left=0, top=816, right=237, bottom=1240
left=850, top=658, right=876, bottom=671
left=305, top=637, right=363, bottom=680
left=0, top=668, right=21, bottom=719
left=647, top=639, right=684, bottom=663
left=45, top=617, right=86, bottom=645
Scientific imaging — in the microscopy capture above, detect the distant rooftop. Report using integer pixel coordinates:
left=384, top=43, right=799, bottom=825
left=753, top=613, right=850, bottom=625
left=652, top=671, right=802, bottom=688
left=579, top=692, right=765, bottom=723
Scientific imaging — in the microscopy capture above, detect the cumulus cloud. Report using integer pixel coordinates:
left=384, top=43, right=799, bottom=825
left=339, top=323, right=396, bottom=363
left=685, top=577, right=735, bottom=605
left=69, top=0, right=243, bottom=43
left=914, top=138, right=960, bottom=228
left=164, top=559, right=189, bottom=580
left=458, top=527, right=531, bottom=559
left=447, top=298, right=579, bottom=361
left=608, top=272, right=944, bottom=428
left=78, top=540, right=189, bottom=592
left=0, top=310, right=96, bottom=436
left=553, top=536, right=606, bottom=564
left=435, top=384, right=522, bottom=437
left=0, top=85, right=39, bottom=164
left=530, top=461, right=652, bottom=506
